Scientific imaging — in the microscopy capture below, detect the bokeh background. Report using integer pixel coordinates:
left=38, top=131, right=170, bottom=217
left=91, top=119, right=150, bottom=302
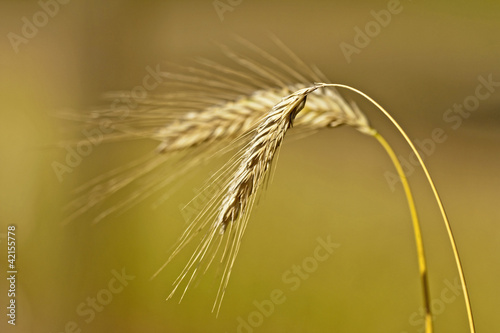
left=1, top=1, right=499, bottom=332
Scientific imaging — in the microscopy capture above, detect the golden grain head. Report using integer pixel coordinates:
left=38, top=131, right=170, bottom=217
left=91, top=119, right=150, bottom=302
left=62, top=39, right=375, bottom=313
left=159, top=84, right=373, bottom=314
left=62, top=39, right=372, bottom=225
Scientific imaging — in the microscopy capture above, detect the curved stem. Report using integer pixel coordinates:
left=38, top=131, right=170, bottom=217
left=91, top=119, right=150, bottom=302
left=317, top=83, right=475, bottom=333
left=373, top=131, right=432, bottom=333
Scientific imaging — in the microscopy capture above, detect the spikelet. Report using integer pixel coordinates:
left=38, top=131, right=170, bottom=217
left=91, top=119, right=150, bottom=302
left=61, top=39, right=370, bottom=224
left=154, top=83, right=373, bottom=314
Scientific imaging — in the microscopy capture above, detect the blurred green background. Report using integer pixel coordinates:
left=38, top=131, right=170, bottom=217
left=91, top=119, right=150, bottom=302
left=1, top=0, right=499, bottom=332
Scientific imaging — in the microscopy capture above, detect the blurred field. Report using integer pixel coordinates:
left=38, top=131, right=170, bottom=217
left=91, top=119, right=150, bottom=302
left=1, top=1, right=499, bottom=332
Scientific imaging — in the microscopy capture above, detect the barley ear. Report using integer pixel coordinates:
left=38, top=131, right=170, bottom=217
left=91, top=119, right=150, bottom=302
left=317, top=83, right=475, bottom=333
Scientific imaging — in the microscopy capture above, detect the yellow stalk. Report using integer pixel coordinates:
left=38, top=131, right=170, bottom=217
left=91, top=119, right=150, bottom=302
left=316, top=83, right=475, bottom=333
left=373, top=131, right=432, bottom=333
